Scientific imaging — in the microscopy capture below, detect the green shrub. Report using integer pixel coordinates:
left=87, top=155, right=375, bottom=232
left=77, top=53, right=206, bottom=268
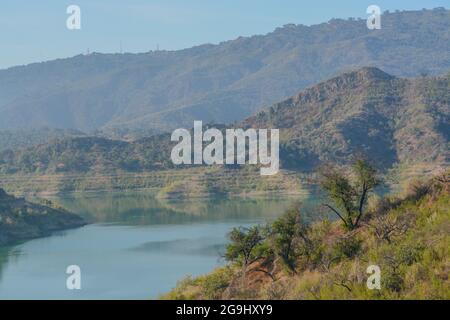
left=333, top=236, right=362, bottom=260
left=199, top=267, right=233, bottom=299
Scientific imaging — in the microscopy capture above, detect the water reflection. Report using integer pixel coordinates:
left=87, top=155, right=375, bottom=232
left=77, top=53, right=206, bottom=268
left=49, top=192, right=317, bottom=225
left=0, top=191, right=326, bottom=299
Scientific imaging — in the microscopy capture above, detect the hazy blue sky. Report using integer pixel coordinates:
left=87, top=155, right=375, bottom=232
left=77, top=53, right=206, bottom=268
left=0, top=0, right=448, bottom=69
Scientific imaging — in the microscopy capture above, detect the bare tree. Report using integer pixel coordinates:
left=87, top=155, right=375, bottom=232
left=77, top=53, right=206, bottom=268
left=366, top=213, right=410, bottom=243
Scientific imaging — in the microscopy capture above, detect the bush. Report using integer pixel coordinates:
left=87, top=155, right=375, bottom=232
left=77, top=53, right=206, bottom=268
left=268, top=207, right=310, bottom=273
left=383, top=270, right=404, bottom=293
left=332, top=236, right=362, bottom=260
left=200, top=267, right=233, bottom=299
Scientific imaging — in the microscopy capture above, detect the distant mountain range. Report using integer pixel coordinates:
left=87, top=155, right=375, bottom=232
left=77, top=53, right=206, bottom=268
left=0, top=8, right=449, bottom=132
left=1, top=68, right=448, bottom=177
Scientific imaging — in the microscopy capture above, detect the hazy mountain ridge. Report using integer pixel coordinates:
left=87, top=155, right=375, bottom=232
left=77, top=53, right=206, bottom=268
left=0, top=68, right=448, bottom=176
left=0, top=128, right=86, bottom=152
left=0, top=8, right=449, bottom=132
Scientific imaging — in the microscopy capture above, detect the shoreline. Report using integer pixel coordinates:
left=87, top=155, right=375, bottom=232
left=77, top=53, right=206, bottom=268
left=0, top=189, right=87, bottom=247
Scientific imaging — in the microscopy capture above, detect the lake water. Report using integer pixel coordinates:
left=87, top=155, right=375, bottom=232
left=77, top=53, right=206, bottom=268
left=0, top=191, right=324, bottom=299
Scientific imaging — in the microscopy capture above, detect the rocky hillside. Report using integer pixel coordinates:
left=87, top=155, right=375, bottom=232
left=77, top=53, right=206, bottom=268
left=242, top=67, right=449, bottom=170
left=0, top=188, right=86, bottom=246
left=0, top=68, right=448, bottom=176
left=0, top=8, right=449, bottom=132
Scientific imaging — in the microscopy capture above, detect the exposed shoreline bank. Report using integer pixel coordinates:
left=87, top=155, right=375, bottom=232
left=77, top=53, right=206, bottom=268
left=0, top=189, right=87, bottom=247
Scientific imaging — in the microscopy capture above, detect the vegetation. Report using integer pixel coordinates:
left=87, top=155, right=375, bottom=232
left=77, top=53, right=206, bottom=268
left=163, top=167, right=449, bottom=300
left=0, top=135, right=174, bottom=174
left=319, top=159, right=380, bottom=230
left=0, top=128, right=86, bottom=152
left=0, top=167, right=306, bottom=198
left=268, top=207, right=311, bottom=274
left=225, top=226, right=268, bottom=278
left=0, top=68, right=447, bottom=198
left=0, top=188, right=86, bottom=246
left=243, top=67, right=449, bottom=170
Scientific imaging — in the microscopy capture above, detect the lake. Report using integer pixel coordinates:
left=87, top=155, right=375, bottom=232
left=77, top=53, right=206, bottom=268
left=0, top=191, right=325, bottom=299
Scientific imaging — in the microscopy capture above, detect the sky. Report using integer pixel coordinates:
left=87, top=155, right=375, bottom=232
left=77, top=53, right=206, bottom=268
left=0, top=0, right=448, bottom=69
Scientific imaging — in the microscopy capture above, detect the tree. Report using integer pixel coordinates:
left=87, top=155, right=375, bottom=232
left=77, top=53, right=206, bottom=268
left=225, top=226, right=268, bottom=277
left=319, top=159, right=380, bottom=230
left=268, top=206, right=311, bottom=274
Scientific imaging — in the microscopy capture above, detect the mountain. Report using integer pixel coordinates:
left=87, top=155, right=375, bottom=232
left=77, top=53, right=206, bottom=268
left=0, top=135, right=174, bottom=174
left=0, top=128, right=86, bottom=152
left=0, top=8, right=449, bottom=132
left=242, top=67, right=450, bottom=170
left=0, top=68, right=448, bottom=178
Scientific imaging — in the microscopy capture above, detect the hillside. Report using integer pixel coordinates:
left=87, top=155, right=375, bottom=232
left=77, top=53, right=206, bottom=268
left=1, top=68, right=448, bottom=173
left=242, top=67, right=449, bottom=170
left=163, top=172, right=450, bottom=300
left=0, top=128, right=86, bottom=152
left=0, top=68, right=447, bottom=196
left=0, top=135, right=174, bottom=174
left=0, top=8, right=449, bottom=132
left=0, top=188, right=86, bottom=246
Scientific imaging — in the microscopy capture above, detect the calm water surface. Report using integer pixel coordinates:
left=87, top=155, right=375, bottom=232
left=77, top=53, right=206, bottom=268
left=0, top=191, right=323, bottom=299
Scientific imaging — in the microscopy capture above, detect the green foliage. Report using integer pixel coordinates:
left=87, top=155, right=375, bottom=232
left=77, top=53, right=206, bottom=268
left=332, top=236, right=362, bottom=260
left=0, top=188, right=85, bottom=246
left=167, top=172, right=450, bottom=300
left=319, top=158, right=380, bottom=229
left=268, top=206, right=311, bottom=273
left=0, top=136, right=174, bottom=174
left=225, top=226, right=266, bottom=270
left=199, top=267, right=234, bottom=300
